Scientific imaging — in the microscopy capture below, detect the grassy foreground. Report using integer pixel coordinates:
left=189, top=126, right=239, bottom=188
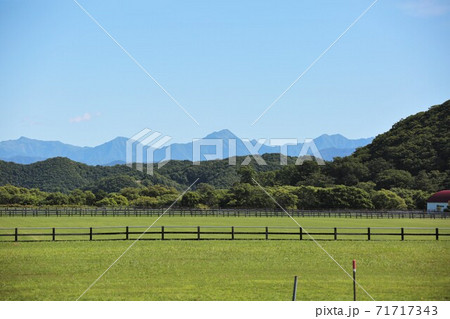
left=1, top=215, right=450, bottom=228
left=0, top=216, right=449, bottom=301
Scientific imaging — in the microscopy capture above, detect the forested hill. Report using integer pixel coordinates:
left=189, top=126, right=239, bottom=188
left=347, top=100, right=449, bottom=189
left=0, top=153, right=299, bottom=192
left=353, top=100, right=449, bottom=172
left=241, top=100, right=449, bottom=192
left=0, top=157, right=180, bottom=193
left=0, top=100, right=448, bottom=194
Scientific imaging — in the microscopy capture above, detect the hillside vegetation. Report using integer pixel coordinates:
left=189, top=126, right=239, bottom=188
left=0, top=100, right=448, bottom=210
left=0, top=157, right=179, bottom=193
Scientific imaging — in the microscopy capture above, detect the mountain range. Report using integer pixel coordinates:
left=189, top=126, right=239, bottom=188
left=0, top=100, right=448, bottom=193
left=0, top=130, right=373, bottom=165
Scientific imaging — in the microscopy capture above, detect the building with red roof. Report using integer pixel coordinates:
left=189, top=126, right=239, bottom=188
left=427, top=190, right=450, bottom=212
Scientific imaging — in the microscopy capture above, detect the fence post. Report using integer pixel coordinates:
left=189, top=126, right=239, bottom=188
left=265, top=227, right=269, bottom=240
left=367, top=227, right=371, bottom=241
left=299, top=227, right=303, bottom=241
left=14, top=228, right=18, bottom=242
left=89, top=227, right=93, bottom=241
left=334, top=227, right=337, bottom=240
left=161, top=226, right=165, bottom=240
left=436, top=228, right=439, bottom=241
left=125, top=226, right=129, bottom=240
left=292, top=276, right=298, bottom=301
left=353, top=260, right=357, bottom=301
left=197, top=226, right=201, bottom=240
left=52, top=227, right=56, bottom=241
left=231, top=226, right=234, bottom=240
left=401, top=227, right=404, bottom=241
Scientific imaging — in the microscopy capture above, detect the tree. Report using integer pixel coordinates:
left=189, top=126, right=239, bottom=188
left=0, top=185, right=14, bottom=204
left=367, top=158, right=394, bottom=178
left=316, top=186, right=373, bottom=209
left=43, top=192, right=69, bottom=206
left=375, top=169, right=414, bottom=189
left=229, top=183, right=274, bottom=208
left=131, top=196, right=159, bottom=208
left=196, top=183, right=219, bottom=208
left=328, top=158, right=369, bottom=186
left=94, top=190, right=108, bottom=201
left=371, top=190, right=407, bottom=210
left=238, top=166, right=256, bottom=184
left=229, top=183, right=253, bottom=207
left=68, top=189, right=95, bottom=206
left=109, top=194, right=129, bottom=206
left=141, top=185, right=178, bottom=197
left=247, top=189, right=275, bottom=209
left=181, top=191, right=201, bottom=208
left=157, top=193, right=179, bottom=206
left=414, top=170, right=447, bottom=192
left=391, top=188, right=431, bottom=210
left=296, top=171, right=334, bottom=187
left=95, top=197, right=118, bottom=207
left=215, top=189, right=232, bottom=208
left=258, top=171, right=276, bottom=186
left=84, top=191, right=96, bottom=206
left=92, top=175, right=139, bottom=193
left=274, top=165, right=298, bottom=186
left=270, top=187, right=297, bottom=209
left=120, top=187, right=141, bottom=201
left=295, top=161, right=320, bottom=180
left=294, top=186, right=320, bottom=209
left=356, top=181, right=376, bottom=193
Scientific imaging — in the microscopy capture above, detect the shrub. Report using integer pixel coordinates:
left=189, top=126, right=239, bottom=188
left=371, top=190, right=407, bottom=210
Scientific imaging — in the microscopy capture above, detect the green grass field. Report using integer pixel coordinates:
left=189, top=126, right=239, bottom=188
left=0, top=216, right=449, bottom=301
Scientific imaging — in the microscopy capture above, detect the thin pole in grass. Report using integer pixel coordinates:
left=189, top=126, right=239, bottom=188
left=353, top=260, right=357, bottom=301
left=292, top=276, right=298, bottom=301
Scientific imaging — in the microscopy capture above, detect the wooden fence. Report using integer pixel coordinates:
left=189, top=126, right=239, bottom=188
left=0, top=207, right=447, bottom=219
left=0, top=226, right=448, bottom=242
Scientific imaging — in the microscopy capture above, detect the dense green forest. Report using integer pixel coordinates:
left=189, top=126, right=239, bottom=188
left=0, top=100, right=448, bottom=210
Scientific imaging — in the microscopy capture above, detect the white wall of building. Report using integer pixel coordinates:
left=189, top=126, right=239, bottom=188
left=427, top=202, right=449, bottom=212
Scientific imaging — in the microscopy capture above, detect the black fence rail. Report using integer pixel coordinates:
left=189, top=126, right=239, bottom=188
left=0, top=207, right=448, bottom=219
left=0, top=226, right=449, bottom=242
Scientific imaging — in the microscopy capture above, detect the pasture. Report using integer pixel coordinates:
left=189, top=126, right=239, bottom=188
left=0, top=216, right=449, bottom=300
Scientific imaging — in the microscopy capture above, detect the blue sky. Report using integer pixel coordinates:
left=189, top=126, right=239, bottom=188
left=0, top=0, right=449, bottom=146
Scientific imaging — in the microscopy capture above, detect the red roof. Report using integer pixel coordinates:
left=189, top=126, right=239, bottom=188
left=427, top=190, right=450, bottom=203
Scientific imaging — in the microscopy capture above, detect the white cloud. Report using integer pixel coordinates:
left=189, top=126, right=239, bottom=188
left=69, top=112, right=93, bottom=123
left=400, top=0, right=450, bottom=17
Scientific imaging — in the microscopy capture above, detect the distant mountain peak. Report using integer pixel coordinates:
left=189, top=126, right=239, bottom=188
left=203, top=129, right=239, bottom=139
left=317, top=133, right=345, bottom=138
left=17, top=136, right=35, bottom=142
left=15, top=136, right=68, bottom=145
left=0, top=130, right=374, bottom=165
left=110, top=136, right=128, bottom=142
left=313, top=134, right=373, bottom=150
left=96, top=136, right=128, bottom=146
left=316, top=133, right=349, bottom=139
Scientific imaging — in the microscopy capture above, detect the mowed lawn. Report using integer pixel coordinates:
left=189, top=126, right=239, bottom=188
left=2, top=215, right=450, bottom=228
left=0, top=216, right=449, bottom=301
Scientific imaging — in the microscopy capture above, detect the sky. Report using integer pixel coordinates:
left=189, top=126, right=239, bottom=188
left=0, top=0, right=449, bottom=146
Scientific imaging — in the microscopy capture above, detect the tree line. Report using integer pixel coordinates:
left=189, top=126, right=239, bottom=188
left=0, top=178, right=432, bottom=210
